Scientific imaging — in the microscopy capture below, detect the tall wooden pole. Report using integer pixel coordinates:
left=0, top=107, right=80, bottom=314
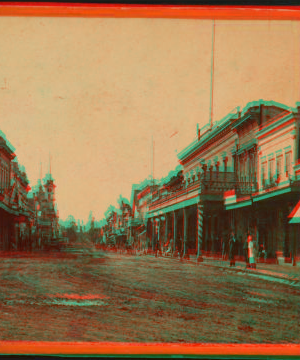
left=209, top=19, right=216, bottom=129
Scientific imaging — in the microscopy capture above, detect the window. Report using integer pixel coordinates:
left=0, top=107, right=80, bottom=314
left=224, top=158, right=227, bottom=173
left=261, top=162, right=267, bottom=186
left=240, top=158, right=244, bottom=182
left=276, top=156, right=282, bottom=178
left=285, top=152, right=291, bottom=176
left=268, top=159, right=275, bottom=182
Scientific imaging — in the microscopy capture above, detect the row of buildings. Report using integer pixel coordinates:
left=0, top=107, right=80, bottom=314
left=100, top=100, right=300, bottom=264
left=0, top=131, right=59, bottom=251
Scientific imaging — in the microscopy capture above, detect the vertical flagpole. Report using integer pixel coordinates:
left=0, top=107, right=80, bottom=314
left=209, top=19, right=215, bottom=129
left=150, top=136, right=152, bottom=183
left=152, top=136, right=155, bottom=186
left=49, top=152, right=51, bottom=175
left=150, top=135, right=154, bottom=253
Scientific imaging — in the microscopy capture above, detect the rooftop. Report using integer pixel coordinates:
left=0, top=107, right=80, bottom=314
left=177, top=100, right=299, bottom=164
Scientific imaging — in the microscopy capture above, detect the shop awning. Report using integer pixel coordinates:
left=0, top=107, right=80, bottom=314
left=288, top=200, right=300, bottom=224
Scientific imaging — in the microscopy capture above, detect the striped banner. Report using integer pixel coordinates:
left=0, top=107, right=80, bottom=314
left=197, top=203, right=204, bottom=257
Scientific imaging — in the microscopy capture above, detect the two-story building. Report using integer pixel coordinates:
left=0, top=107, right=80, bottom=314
left=225, top=101, right=300, bottom=262
left=0, top=132, right=33, bottom=251
left=128, top=179, right=158, bottom=250
left=145, top=100, right=300, bottom=263
left=145, top=107, right=241, bottom=259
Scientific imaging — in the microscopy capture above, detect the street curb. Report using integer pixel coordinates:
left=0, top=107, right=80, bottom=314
left=105, top=251, right=300, bottom=287
left=145, top=253, right=300, bottom=286
left=195, top=260, right=300, bottom=287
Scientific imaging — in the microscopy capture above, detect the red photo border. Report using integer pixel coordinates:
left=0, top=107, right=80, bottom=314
left=0, top=2, right=299, bottom=356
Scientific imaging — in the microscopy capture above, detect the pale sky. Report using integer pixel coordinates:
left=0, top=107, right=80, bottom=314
left=0, top=17, right=299, bottom=223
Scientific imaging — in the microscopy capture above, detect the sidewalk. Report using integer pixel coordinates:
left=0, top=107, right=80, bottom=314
left=188, top=255, right=300, bottom=285
left=98, top=248, right=300, bottom=286
left=145, top=251, right=300, bottom=286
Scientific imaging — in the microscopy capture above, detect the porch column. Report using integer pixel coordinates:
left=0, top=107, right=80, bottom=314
left=173, top=211, right=177, bottom=254
left=204, top=215, right=209, bottom=252
left=146, top=219, right=151, bottom=251
left=256, top=216, right=259, bottom=249
left=165, top=214, right=169, bottom=244
left=291, top=224, right=297, bottom=266
left=283, top=211, right=289, bottom=259
left=210, top=215, right=215, bottom=253
left=28, top=223, right=32, bottom=251
left=157, top=219, right=160, bottom=254
left=183, top=207, right=188, bottom=258
left=197, top=202, right=204, bottom=262
left=152, top=219, right=155, bottom=252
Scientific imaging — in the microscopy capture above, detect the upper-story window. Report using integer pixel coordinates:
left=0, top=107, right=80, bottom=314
left=224, top=159, right=227, bottom=173
left=0, top=163, right=9, bottom=190
left=276, top=156, right=282, bottom=178
left=261, top=162, right=267, bottom=186
left=285, top=151, right=292, bottom=176
left=252, top=152, right=257, bottom=183
left=239, top=157, right=244, bottom=182
left=268, top=159, right=275, bottom=182
left=0, top=166, right=3, bottom=189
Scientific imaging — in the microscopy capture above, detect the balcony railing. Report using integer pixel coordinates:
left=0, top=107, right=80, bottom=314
left=149, top=172, right=258, bottom=209
left=261, top=174, right=297, bottom=191
left=262, top=178, right=278, bottom=190
left=200, top=171, right=257, bottom=196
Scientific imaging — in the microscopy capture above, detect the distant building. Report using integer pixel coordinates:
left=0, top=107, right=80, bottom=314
left=32, top=171, right=59, bottom=248
left=0, top=132, right=33, bottom=250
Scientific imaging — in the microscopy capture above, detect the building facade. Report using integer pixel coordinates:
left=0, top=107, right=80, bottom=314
left=141, top=100, right=300, bottom=263
left=31, top=172, right=60, bottom=249
left=0, top=130, right=60, bottom=251
left=0, top=133, right=33, bottom=251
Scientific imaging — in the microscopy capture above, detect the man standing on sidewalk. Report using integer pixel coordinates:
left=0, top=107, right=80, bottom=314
left=229, top=230, right=236, bottom=267
left=244, top=235, right=249, bottom=268
left=222, top=235, right=226, bottom=260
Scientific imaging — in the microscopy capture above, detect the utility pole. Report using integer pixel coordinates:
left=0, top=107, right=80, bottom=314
left=49, top=152, right=52, bottom=175
left=209, top=19, right=216, bottom=129
left=151, top=135, right=155, bottom=186
left=40, top=161, right=42, bottom=181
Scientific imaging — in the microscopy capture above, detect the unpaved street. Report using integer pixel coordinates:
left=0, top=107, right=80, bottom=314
left=0, top=251, right=299, bottom=343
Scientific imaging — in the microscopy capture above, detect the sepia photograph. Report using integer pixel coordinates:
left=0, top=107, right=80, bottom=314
left=0, top=3, right=300, bottom=356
